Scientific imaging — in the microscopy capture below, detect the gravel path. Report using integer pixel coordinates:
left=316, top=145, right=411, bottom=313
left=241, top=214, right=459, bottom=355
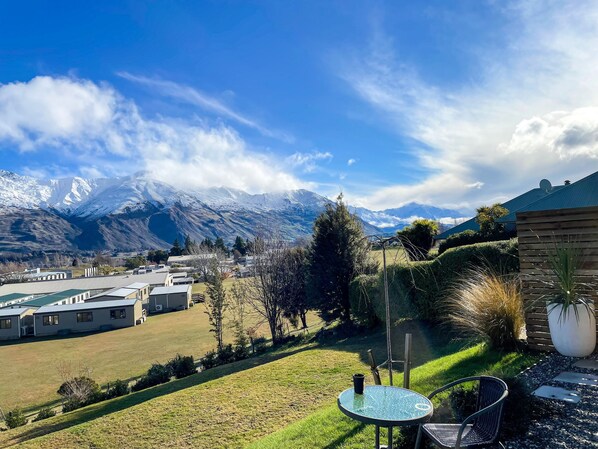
left=506, top=353, right=598, bottom=449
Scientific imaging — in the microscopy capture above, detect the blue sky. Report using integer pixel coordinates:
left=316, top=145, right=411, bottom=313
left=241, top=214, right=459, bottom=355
left=1, top=1, right=598, bottom=212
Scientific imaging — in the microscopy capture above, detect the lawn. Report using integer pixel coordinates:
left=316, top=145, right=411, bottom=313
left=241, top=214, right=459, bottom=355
left=0, top=285, right=320, bottom=412
left=0, top=321, right=538, bottom=448
left=370, top=247, right=410, bottom=266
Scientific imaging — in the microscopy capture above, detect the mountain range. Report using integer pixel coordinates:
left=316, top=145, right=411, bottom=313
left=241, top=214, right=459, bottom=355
left=0, top=170, right=468, bottom=253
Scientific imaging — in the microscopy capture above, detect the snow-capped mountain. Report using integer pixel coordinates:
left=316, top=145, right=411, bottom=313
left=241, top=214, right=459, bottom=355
left=0, top=170, right=466, bottom=253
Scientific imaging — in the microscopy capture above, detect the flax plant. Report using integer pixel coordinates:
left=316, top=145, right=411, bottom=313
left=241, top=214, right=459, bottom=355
left=447, top=267, right=524, bottom=350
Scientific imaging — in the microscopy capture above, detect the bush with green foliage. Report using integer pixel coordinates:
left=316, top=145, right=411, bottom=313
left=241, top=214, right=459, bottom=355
left=32, top=407, right=56, bottom=422
left=124, top=255, right=146, bottom=270
left=349, top=274, right=380, bottom=327
left=216, top=344, right=236, bottom=365
left=131, top=363, right=172, bottom=392
left=106, top=379, right=130, bottom=398
left=397, top=219, right=439, bottom=261
left=57, top=376, right=104, bottom=412
left=167, top=354, right=196, bottom=379
left=354, top=240, right=519, bottom=323
left=438, top=229, right=515, bottom=255
left=476, top=203, right=509, bottom=237
left=200, top=350, right=218, bottom=370
left=4, top=408, right=27, bottom=428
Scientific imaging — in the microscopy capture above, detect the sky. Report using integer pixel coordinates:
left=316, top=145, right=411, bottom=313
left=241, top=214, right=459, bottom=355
left=1, top=0, right=598, bottom=213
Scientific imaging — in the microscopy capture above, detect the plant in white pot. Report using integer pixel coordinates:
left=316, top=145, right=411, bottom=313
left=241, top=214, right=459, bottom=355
left=544, top=240, right=596, bottom=357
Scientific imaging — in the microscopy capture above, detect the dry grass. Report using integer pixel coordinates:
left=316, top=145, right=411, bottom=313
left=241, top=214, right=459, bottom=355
left=447, top=267, right=525, bottom=350
left=0, top=279, right=320, bottom=412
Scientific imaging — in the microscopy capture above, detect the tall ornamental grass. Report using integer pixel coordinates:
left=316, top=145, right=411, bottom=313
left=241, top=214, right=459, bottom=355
left=447, top=267, right=524, bottom=350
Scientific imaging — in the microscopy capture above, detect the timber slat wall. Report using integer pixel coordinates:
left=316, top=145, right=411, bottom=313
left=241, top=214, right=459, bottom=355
left=517, top=206, right=598, bottom=351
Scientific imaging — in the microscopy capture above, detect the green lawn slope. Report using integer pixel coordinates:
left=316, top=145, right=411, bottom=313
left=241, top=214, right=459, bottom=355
left=1, top=321, right=537, bottom=449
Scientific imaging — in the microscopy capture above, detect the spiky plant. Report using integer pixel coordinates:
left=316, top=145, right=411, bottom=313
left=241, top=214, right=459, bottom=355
left=447, top=267, right=524, bottom=350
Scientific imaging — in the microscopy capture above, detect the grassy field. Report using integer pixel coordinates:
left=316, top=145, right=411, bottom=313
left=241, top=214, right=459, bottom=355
left=370, top=247, right=410, bottom=266
left=0, top=281, right=320, bottom=412
left=0, top=321, right=538, bottom=448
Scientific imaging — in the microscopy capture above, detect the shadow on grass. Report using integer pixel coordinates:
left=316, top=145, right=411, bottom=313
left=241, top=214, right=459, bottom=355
left=322, top=422, right=367, bottom=449
left=0, top=343, right=314, bottom=448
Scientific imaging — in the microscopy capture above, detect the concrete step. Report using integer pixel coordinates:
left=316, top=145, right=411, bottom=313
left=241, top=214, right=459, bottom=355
left=532, top=385, right=581, bottom=403
left=553, top=371, right=598, bottom=387
left=573, top=359, right=598, bottom=370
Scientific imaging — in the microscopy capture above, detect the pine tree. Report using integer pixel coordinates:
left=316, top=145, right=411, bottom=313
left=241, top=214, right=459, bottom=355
left=307, top=194, right=373, bottom=322
left=214, top=237, right=228, bottom=256
left=170, top=238, right=183, bottom=257
left=232, top=236, right=247, bottom=256
left=183, top=235, right=194, bottom=255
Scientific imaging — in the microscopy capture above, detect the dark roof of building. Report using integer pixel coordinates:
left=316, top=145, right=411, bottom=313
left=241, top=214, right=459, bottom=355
left=436, top=183, right=565, bottom=240
left=499, top=171, right=598, bottom=222
left=20, top=289, right=88, bottom=308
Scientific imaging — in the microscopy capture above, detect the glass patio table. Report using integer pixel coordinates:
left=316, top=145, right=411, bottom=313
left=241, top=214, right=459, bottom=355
left=337, top=385, right=433, bottom=449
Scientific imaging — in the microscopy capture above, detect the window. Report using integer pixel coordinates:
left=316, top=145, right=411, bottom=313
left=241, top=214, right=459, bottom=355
left=43, top=315, right=59, bottom=326
left=0, top=319, right=11, bottom=329
left=76, top=312, right=93, bottom=323
left=110, top=309, right=126, bottom=320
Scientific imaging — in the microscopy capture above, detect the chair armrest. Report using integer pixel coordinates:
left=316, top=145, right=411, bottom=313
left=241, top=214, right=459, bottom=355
left=427, top=376, right=482, bottom=399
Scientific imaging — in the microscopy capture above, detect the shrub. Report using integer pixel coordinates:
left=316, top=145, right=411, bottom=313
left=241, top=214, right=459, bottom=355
left=438, top=229, right=516, bottom=255
left=251, top=336, right=268, bottom=354
left=233, top=343, right=250, bottom=361
left=368, top=240, right=519, bottom=322
left=106, top=379, right=130, bottom=398
left=349, top=274, right=380, bottom=327
left=216, top=344, right=235, bottom=365
left=200, top=350, right=218, bottom=370
left=446, top=267, right=524, bottom=350
left=167, top=354, right=196, bottom=379
left=132, top=363, right=172, bottom=391
left=4, top=408, right=27, bottom=428
left=32, top=407, right=56, bottom=422
left=57, top=376, right=104, bottom=412
left=397, top=219, right=439, bottom=261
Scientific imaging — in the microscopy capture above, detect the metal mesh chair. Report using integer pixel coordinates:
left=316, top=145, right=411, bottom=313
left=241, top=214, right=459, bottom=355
left=415, top=376, right=509, bottom=449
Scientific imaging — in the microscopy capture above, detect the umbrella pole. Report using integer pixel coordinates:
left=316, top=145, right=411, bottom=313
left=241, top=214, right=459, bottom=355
left=382, top=241, right=393, bottom=386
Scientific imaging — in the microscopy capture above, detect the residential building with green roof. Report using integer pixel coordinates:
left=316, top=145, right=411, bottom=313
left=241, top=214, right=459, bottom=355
left=20, top=289, right=90, bottom=308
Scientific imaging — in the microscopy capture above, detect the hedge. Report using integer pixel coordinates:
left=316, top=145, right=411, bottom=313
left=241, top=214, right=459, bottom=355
left=350, top=239, right=519, bottom=323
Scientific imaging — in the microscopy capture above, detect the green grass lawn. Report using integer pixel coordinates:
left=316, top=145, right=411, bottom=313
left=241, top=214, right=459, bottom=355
left=0, top=320, right=538, bottom=448
left=370, top=247, right=410, bottom=266
left=0, top=289, right=319, bottom=412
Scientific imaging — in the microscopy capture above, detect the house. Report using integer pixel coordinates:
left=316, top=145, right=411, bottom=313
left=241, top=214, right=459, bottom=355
left=33, top=299, right=144, bottom=337
left=167, top=254, right=217, bottom=266
left=173, top=276, right=194, bottom=285
left=18, top=289, right=90, bottom=309
left=87, top=287, right=138, bottom=302
left=0, top=293, right=35, bottom=308
left=24, top=268, right=69, bottom=282
left=435, top=178, right=566, bottom=240
left=148, top=285, right=192, bottom=313
left=125, top=283, right=151, bottom=301
left=0, top=271, right=173, bottom=298
left=0, top=308, right=34, bottom=340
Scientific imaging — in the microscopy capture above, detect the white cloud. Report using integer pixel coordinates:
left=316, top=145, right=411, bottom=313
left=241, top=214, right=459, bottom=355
left=0, top=76, right=305, bottom=193
left=341, top=0, right=598, bottom=210
left=117, top=72, right=293, bottom=142
left=286, top=151, right=333, bottom=173
left=347, top=158, right=356, bottom=166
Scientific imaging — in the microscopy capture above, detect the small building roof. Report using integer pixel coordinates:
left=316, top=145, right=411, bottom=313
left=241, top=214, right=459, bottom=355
left=0, top=293, right=31, bottom=305
left=173, top=277, right=194, bottom=284
left=125, top=282, right=149, bottom=290
left=0, top=307, right=34, bottom=317
left=500, top=171, right=598, bottom=222
left=102, top=288, right=137, bottom=298
left=34, top=299, right=139, bottom=314
left=150, top=285, right=191, bottom=295
left=21, top=289, right=88, bottom=308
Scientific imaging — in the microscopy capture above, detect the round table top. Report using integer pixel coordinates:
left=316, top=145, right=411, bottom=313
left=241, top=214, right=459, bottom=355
left=337, top=385, right=433, bottom=427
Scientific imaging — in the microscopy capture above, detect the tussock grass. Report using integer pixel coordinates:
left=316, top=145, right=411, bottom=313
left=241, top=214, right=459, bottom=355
left=447, top=267, right=524, bottom=350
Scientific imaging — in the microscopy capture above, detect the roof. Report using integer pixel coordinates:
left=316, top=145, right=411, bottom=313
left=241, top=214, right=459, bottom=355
left=168, top=254, right=216, bottom=264
left=125, top=282, right=149, bottom=289
left=436, top=183, right=565, bottom=240
left=150, top=285, right=191, bottom=295
left=173, top=277, right=194, bottom=284
left=0, top=307, right=34, bottom=318
left=500, top=171, right=598, bottom=222
left=20, top=289, right=88, bottom=308
left=34, top=299, right=139, bottom=314
left=0, top=272, right=172, bottom=297
left=102, top=288, right=137, bottom=298
left=0, top=293, right=31, bottom=304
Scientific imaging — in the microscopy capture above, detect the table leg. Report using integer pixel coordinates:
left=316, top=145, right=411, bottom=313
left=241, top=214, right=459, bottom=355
left=375, top=425, right=380, bottom=448
left=388, top=426, right=393, bottom=449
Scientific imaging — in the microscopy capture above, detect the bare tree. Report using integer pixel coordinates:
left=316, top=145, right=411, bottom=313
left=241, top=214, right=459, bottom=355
left=0, top=262, right=27, bottom=285
left=228, top=280, right=250, bottom=352
left=189, top=245, right=226, bottom=281
left=56, top=362, right=99, bottom=407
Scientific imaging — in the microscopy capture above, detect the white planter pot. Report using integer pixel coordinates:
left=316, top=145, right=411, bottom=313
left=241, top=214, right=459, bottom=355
left=547, top=303, right=596, bottom=357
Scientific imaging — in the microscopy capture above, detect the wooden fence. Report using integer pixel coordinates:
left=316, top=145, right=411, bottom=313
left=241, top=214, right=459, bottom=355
left=516, top=206, right=598, bottom=351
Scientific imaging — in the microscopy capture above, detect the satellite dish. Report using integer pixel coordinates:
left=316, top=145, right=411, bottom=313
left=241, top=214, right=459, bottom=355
left=539, top=179, right=552, bottom=193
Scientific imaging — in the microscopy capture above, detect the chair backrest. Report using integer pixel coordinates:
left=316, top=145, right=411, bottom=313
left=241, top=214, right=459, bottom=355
left=473, top=376, right=508, bottom=441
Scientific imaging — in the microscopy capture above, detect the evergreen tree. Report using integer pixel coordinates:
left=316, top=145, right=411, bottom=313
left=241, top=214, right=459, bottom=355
left=170, top=238, right=183, bottom=257
left=307, top=194, right=373, bottom=322
left=232, top=236, right=247, bottom=256
left=204, top=260, right=228, bottom=352
left=201, top=237, right=215, bottom=250
left=397, top=219, right=439, bottom=261
left=183, top=235, right=194, bottom=255
left=475, top=204, right=509, bottom=237
left=214, top=237, right=228, bottom=256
